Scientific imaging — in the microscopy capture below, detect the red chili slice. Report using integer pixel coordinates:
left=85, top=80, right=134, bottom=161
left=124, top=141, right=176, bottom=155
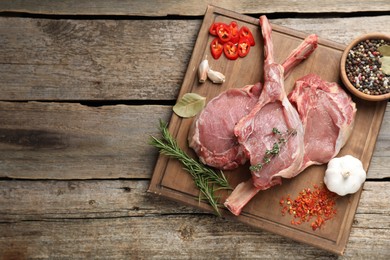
left=238, top=38, right=250, bottom=57
left=209, top=22, right=221, bottom=36
left=229, top=21, right=240, bottom=44
left=210, top=38, right=223, bottom=59
left=216, top=23, right=231, bottom=43
left=239, top=26, right=255, bottom=46
left=223, top=41, right=238, bottom=60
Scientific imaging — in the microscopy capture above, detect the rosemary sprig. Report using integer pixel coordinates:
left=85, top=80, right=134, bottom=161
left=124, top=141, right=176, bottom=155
left=249, top=127, right=297, bottom=172
left=150, top=120, right=231, bottom=216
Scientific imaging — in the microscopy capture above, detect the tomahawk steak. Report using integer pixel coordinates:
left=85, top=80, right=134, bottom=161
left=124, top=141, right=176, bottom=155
left=225, top=16, right=305, bottom=215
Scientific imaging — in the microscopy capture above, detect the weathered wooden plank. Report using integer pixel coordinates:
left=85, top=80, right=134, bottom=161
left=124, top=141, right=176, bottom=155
left=1, top=217, right=388, bottom=259
left=0, top=17, right=197, bottom=101
left=369, top=115, right=390, bottom=179
left=0, top=16, right=389, bottom=101
left=272, top=15, right=390, bottom=47
left=0, top=180, right=194, bottom=222
left=0, top=180, right=388, bottom=258
left=0, top=101, right=171, bottom=179
left=0, top=217, right=337, bottom=259
left=0, top=102, right=389, bottom=180
left=0, top=180, right=388, bottom=222
left=0, top=0, right=389, bottom=16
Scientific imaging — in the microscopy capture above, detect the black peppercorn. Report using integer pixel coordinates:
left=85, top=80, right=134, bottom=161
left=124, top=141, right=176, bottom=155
left=345, top=39, right=390, bottom=95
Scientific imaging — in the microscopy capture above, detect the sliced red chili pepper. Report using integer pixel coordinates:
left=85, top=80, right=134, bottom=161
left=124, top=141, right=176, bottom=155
left=239, top=26, right=255, bottom=46
left=210, top=38, right=223, bottom=59
left=238, top=37, right=250, bottom=58
left=209, top=22, right=221, bottom=36
left=229, top=21, right=239, bottom=44
left=216, top=23, right=231, bottom=43
left=223, top=41, right=238, bottom=60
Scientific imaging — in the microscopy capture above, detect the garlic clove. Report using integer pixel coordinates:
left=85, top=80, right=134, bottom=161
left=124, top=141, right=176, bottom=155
left=198, top=59, right=209, bottom=83
left=207, top=69, right=225, bottom=84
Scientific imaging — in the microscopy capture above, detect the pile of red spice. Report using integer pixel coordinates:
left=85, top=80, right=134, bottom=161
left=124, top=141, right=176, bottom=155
left=280, top=184, right=338, bottom=231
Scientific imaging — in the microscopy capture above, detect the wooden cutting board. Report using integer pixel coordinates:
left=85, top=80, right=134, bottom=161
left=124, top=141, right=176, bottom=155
left=148, top=5, right=387, bottom=255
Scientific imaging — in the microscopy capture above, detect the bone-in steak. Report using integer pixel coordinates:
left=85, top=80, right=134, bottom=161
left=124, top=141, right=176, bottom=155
left=188, top=34, right=318, bottom=170
left=224, top=74, right=357, bottom=216
left=224, top=16, right=305, bottom=215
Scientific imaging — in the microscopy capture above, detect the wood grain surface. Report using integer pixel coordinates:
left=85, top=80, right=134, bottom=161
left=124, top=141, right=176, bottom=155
left=0, top=180, right=389, bottom=259
left=0, top=0, right=389, bottom=16
left=1, top=16, right=389, bottom=101
left=0, top=1, right=389, bottom=259
left=0, top=101, right=170, bottom=179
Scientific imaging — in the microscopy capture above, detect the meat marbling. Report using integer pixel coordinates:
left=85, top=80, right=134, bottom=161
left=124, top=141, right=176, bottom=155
left=188, top=33, right=318, bottom=170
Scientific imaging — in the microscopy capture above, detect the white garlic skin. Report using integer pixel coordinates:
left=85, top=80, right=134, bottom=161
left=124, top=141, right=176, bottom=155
left=198, top=59, right=209, bottom=83
left=207, top=69, right=225, bottom=84
left=324, top=155, right=366, bottom=196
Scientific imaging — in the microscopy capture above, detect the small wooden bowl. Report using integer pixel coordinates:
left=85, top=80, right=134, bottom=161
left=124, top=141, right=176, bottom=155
left=340, top=33, right=390, bottom=101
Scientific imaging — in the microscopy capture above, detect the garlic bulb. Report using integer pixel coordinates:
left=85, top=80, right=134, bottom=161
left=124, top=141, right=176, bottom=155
left=324, top=155, right=366, bottom=196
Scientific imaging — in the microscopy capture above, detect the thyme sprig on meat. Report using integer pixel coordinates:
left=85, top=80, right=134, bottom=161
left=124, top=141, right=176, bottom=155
left=249, top=127, right=297, bottom=172
left=150, top=120, right=231, bottom=216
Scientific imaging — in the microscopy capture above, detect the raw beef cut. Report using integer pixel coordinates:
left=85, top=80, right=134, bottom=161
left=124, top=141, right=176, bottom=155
left=224, top=74, right=357, bottom=216
left=188, top=34, right=318, bottom=170
left=288, top=74, right=357, bottom=172
left=225, top=16, right=305, bottom=215
left=188, top=83, right=262, bottom=170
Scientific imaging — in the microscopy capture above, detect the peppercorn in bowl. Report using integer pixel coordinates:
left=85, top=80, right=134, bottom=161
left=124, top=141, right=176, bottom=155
left=340, top=33, right=390, bottom=101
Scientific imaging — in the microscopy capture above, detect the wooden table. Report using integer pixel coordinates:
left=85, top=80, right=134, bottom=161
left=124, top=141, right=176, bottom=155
left=0, top=1, right=389, bottom=258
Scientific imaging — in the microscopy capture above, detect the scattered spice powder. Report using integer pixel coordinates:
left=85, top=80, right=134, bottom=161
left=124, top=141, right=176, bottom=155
left=280, top=184, right=338, bottom=231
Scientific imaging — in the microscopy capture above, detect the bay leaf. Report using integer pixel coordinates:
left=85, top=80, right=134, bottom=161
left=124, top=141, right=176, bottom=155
left=378, top=45, right=390, bottom=56
left=173, top=93, right=206, bottom=118
left=380, top=56, right=390, bottom=75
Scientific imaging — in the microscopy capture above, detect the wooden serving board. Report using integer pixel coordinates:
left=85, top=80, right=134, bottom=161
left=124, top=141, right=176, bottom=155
left=148, top=5, right=387, bottom=255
